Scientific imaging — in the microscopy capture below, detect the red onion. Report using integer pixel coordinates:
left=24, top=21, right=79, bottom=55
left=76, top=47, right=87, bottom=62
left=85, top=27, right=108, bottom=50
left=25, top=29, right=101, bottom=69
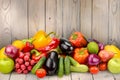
left=5, top=45, right=19, bottom=59
left=88, top=54, right=100, bottom=66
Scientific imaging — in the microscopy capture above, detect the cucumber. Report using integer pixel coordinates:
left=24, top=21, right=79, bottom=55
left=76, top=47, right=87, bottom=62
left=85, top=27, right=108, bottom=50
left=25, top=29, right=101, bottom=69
left=68, top=56, right=80, bottom=67
left=57, top=57, right=64, bottom=77
left=64, top=56, right=70, bottom=75
left=70, top=65, right=88, bottom=73
left=31, top=57, right=46, bottom=74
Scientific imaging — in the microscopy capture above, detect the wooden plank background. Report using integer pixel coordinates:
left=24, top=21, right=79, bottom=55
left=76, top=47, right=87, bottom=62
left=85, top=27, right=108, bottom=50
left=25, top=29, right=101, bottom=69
left=0, top=0, right=120, bottom=48
left=0, top=0, right=120, bottom=80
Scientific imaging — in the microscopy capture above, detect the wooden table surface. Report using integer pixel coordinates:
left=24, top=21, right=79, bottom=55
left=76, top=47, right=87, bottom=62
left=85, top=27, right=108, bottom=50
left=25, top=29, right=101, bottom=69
left=0, top=71, right=120, bottom=80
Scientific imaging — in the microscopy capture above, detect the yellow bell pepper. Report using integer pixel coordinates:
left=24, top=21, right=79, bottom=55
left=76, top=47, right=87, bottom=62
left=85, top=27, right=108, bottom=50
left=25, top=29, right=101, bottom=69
left=0, top=47, right=8, bottom=58
left=12, top=40, right=25, bottom=51
left=104, top=45, right=120, bottom=58
left=32, top=30, right=52, bottom=49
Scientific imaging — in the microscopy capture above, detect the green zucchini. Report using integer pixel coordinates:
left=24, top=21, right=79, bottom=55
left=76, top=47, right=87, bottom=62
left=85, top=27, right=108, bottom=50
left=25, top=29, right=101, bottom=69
left=31, top=56, right=46, bottom=74
left=57, top=57, right=64, bottom=77
left=70, top=65, right=88, bottom=73
left=68, top=56, right=80, bottom=67
left=64, top=56, right=70, bottom=75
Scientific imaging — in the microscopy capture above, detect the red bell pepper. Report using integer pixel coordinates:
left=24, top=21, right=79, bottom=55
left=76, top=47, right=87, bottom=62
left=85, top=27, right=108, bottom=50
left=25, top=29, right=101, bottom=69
left=37, top=38, right=60, bottom=53
left=23, top=41, right=34, bottom=53
left=31, top=49, right=47, bottom=62
left=69, top=32, right=88, bottom=48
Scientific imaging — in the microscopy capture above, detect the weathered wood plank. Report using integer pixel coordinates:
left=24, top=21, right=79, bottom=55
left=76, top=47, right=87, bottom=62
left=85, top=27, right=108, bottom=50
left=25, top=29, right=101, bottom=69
left=46, top=0, right=57, bottom=33
left=108, top=0, right=120, bottom=47
left=71, top=72, right=93, bottom=80
left=28, top=0, right=46, bottom=38
left=92, top=0, right=109, bottom=44
left=10, top=0, right=28, bottom=41
left=93, top=71, right=114, bottom=80
left=62, top=0, right=71, bottom=38
left=47, top=75, right=58, bottom=80
left=62, top=0, right=80, bottom=38
left=26, top=73, right=38, bottom=80
left=113, top=74, right=120, bottom=80
left=0, top=73, right=11, bottom=80
left=56, top=0, right=63, bottom=37
left=0, top=0, right=11, bottom=48
left=80, top=0, right=92, bottom=39
left=10, top=72, right=26, bottom=80
left=70, top=0, right=80, bottom=32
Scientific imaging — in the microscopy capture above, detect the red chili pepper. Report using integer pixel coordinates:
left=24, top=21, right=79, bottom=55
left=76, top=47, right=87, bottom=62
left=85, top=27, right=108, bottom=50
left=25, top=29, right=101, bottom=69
left=37, top=38, right=60, bottom=53
left=31, top=49, right=47, bottom=62
left=23, top=41, right=34, bottom=53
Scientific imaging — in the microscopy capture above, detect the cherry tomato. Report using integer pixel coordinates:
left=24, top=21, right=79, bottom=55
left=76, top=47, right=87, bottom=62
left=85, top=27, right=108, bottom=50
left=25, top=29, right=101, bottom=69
left=36, top=68, right=46, bottom=78
left=89, top=66, right=99, bottom=74
left=98, top=63, right=107, bottom=71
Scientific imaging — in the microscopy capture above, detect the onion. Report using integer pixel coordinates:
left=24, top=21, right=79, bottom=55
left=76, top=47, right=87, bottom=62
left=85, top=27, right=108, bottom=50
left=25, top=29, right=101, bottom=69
left=88, top=54, right=100, bottom=66
left=5, top=45, right=19, bottom=59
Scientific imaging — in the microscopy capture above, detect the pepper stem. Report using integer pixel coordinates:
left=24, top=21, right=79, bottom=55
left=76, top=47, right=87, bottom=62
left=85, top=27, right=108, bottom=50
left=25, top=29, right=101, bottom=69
left=22, top=38, right=35, bottom=44
left=31, top=49, right=41, bottom=56
left=46, top=32, right=56, bottom=38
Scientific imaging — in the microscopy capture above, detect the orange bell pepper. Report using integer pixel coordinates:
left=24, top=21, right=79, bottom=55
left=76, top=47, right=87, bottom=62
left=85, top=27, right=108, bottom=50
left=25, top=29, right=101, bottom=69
left=73, top=48, right=89, bottom=64
left=32, top=30, right=52, bottom=49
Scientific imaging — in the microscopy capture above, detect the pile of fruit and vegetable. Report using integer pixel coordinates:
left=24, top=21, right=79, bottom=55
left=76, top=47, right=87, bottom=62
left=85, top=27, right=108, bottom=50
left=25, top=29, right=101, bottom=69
left=0, top=30, right=120, bottom=78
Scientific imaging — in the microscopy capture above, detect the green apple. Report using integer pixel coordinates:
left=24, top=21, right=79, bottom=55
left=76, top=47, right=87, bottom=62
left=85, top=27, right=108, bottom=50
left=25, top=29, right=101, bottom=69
left=0, top=58, right=14, bottom=74
left=108, top=58, right=120, bottom=74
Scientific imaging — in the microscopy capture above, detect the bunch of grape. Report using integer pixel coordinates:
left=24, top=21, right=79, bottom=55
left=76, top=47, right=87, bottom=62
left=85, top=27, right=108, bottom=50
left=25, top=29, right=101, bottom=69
left=15, top=52, right=36, bottom=74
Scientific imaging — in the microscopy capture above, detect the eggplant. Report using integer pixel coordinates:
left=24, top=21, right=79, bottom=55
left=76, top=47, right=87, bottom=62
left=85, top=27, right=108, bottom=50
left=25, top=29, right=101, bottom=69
left=48, top=51, right=58, bottom=61
left=59, top=38, right=74, bottom=55
left=45, top=51, right=58, bottom=75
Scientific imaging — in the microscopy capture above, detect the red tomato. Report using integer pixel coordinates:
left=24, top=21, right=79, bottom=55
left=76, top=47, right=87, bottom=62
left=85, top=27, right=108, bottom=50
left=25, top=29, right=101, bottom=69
left=89, top=66, right=99, bottom=74
left=98, top=63, right=107, bottom=71
left=36, top=68, right=46, bottom=78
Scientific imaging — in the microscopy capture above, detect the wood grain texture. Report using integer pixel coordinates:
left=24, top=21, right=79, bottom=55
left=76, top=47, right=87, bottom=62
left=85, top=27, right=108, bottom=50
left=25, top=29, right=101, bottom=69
left=62, top=0, right=71, bottom=38
left=92, top=0, right=109, bottom=44
left=28, top=0, right=46, bottom=38
left=93, top=71, right=114, bottom=80
left=46, top=0, right=57, bottom=33
left=0, top=73, right=10, bottom=80
left=10, top=72, right=26, bottom=80
left=10, top=0, right=28, bottom=41
left=26, top=73, right=38, bottom=80
left=70, top=0, right=80, bottom=32
left=80, top=0, right=92, bottom=39
left=0, top=0, right=11, bottom=48
left=71, top=73, right=93, bottom=80
left=56, top=0, right=63, bottom=37
left=108, top=0, right=120, bottom=47
left=113, top=74, right=120, bottom=80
